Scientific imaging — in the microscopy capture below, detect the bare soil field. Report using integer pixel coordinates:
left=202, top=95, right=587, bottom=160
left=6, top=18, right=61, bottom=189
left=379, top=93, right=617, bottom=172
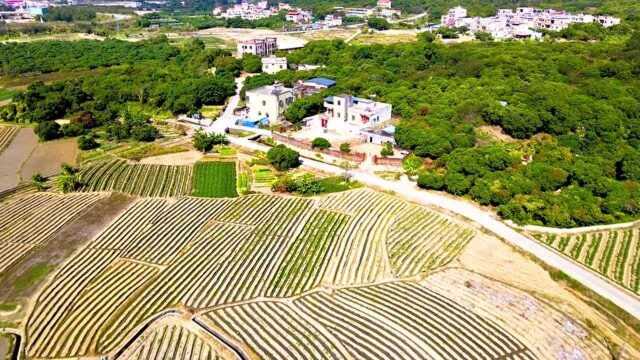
left=0, top=128, right=37, bottom=192
left=138, top=150, right=203, bottom=166
left=19, top=137, right=78, bottom=181
left=291, top=28, right=359, bottom=42
left=352, top=31, right=418, bottom=45
left=454, top=233, right=640, bottom=355
left=192, top=27, right=306, bottom=50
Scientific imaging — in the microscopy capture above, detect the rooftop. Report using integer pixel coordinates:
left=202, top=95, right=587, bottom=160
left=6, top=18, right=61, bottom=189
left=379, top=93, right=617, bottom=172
left=247, top=84, right=292, bottom=96
left=304, top=77, right=336, bottom=87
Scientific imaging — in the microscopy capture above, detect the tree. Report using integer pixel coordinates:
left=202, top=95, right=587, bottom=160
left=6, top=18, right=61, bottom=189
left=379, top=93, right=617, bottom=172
left=131, top=124, right=159, bottom=142
left=192, top=130, right=228, bottom=153
left=340, top=142, right=351, bottom=153
left=35, top=121, right=61, bottom=141
left=367, top=17, right=390, bottom=31
left=267, top=144, right=301, bottom=171
left=311, top=137, right=331, bottom=150
left=284, top=94, right=324, bottom=124
left=417, top=171, right=445, bottom=190
left=62, top=123, right=84, bottom=137
left=31, top=173, right=46, bottom=191
left=402, top=153, right=423, bottom=176
left=78, top=134, right=98, bottom=150
left=57, top=163, right=82, bottom=193
left=380, top=142, right=394, bottom=157
left=242, top=54, right=262, bottom=73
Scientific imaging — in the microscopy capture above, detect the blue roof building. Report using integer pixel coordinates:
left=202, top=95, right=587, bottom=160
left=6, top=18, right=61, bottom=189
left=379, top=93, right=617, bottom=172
left=304, top=77, right=336, bottom=88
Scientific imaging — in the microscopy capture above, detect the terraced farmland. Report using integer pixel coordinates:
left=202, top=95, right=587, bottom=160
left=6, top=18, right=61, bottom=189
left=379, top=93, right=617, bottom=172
left=192, top=161, right=238, bottom=198
left=0, top=192, right=105, bottom=273
left=23, top=189, right=485, bottom=359
left=0, top=125, right=18, bottom=153
left=79, top=159, right=192, bottom=197
left=531, top=228, right=640, bottom=294
left=200, top=282, right=536, bottom=359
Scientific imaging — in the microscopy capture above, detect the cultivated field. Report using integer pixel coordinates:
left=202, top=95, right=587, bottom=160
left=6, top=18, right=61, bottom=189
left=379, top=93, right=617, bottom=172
left=79, top=159, right=193, bottom=197
left=192, top=161, right=237, bottom=198
left=531, top=229, right=640, bottom=294
left=23, top=189, right=479, bottom=358
left=0, top=125, right=18, bottom=154
left=0, top=192, right=106, bottom=274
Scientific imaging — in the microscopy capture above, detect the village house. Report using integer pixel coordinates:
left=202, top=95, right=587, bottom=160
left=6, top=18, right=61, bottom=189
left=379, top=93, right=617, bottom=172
left=305, top=95, right=392, bottom=135
left=361, top=125, right=396, bottom=145
left=237, top=37, right=278, bottom=57
left=261, top=56, right=287, bottom=74
left=440, top=6, right=620, bottom=40
left=285, top=9, right=312, bottom=24
left=245, top=84, right=294, bottom=125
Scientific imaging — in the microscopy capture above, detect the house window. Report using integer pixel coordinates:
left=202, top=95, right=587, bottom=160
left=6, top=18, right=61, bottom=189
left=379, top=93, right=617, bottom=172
left=262, top=100, right=266, bottom=106
left=337, top=100, right=341, bottom=106
left=351, top=115, right=355, bottom=121
left=279, top=100, right=284, bottom=107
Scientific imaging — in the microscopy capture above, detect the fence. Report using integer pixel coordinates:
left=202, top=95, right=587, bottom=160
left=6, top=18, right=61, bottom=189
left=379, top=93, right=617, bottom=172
left=272, top=133, right=366, bottom=163
left=373, top=155, right=403, bottom=166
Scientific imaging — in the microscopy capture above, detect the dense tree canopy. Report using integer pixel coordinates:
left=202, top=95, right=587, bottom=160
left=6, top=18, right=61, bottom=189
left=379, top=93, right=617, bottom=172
left=285, top=31, right=640, bottom=226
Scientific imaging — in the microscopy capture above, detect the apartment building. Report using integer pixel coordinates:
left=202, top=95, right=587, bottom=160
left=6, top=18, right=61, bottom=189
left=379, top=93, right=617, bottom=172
left=237, top=37, right=278, bottom=57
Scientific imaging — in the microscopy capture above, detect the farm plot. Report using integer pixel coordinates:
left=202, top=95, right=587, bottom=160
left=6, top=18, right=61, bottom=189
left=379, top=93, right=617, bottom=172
left=192, top=161, right=238, bottom=198
left=531, top=228, right=640, bottom=294
left=120, top=320, right=239, bottom=360
left=0, top=192, right=105, bottom=273
left=79, top=159, right=192, bottom=197
left=0, top=125, right=18, bottom=154
left=200, top=281, right=535, bottom=360
left=24, top=189, right=478, bottom=359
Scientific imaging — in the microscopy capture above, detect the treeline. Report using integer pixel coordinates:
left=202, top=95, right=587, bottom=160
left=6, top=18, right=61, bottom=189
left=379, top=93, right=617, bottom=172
left=44, top=6, right=97, bottom=22
left=0, top=38, right=179, bottom=75
left=1, top=37, right=235, bottom=131
left=286, top=33, right=640, bottom=227
left=138, top=12, right=288, bottom=30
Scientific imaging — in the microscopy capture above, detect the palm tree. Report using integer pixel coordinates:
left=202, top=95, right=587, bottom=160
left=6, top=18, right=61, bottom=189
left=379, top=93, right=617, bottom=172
left=31, top=173, right=47, bottom=191
left=57, top=164, right=82, bottom=193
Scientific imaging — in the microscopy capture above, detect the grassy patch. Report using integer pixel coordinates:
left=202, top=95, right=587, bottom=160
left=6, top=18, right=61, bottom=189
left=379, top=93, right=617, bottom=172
left=192, top=161, right=238, bottom=198
left=0, top=87, right=17, bottom=101
left=216, top=145, right=236, bottom=156
left=0, top=302, right=17, bottom=312
left=201, top=105, right=224, bottom=118
left=252, top=165, right=276, bottom=186
left=118, top=143, right=189, bottom=161
left=317, top=176, right=362, bottom=194
left=13, top=263, right=53, bottom=292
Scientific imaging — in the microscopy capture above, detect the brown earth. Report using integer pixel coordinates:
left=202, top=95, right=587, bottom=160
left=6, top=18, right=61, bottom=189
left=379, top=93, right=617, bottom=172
left=19, top=137, right=78, bottom=181
left=0, top=128, right=37, bottom=192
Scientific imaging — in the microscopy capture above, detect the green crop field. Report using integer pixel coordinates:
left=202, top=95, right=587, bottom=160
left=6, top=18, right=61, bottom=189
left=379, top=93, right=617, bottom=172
left=192, top=161, right=237, bottom=198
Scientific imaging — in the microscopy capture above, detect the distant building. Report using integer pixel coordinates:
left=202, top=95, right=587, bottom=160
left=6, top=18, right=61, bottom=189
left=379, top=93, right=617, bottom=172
left=344, top=7, right=374, bottom=18
left=285, top=9, right=311, bottom=23
left=261, top=56, right=287, bottom=74
left=361, top=125, right=396, bottom=145
left=377, top=0, right=391, bottom=9
left=237, top=37, right=277, bottom=57
left=293, top=77, right=336, bottom=97
left=308, top=95, right=392, bottom=135
left=245, top=84, right=294, bottom=124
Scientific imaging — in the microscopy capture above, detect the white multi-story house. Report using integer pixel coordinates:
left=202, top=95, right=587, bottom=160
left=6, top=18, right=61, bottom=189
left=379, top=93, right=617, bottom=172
left=441, top=6, right=467, bottom=27
left=285, top=9, right=312, bottom=23
left=261, top=56, right=287, bottom=74
left=245, top=84, right=294, bottom=124
left=310, top=95, right=392, bottom=135
left=377, top=0, right=391, bottom=9
left=440, top=6, right=620, bottom=39
left=237, top=37, right=278, bottom=57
